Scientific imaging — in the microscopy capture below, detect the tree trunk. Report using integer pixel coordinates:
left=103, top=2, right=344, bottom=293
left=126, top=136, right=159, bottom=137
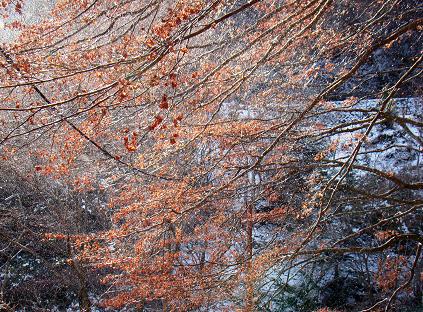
left=67, top=238, right=91, bottom=312
left=413, top=257, right=422, bottom=306
left=245, top=202, right=254, bottom=312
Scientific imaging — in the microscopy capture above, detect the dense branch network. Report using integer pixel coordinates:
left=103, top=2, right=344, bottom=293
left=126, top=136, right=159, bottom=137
left=0, top=0, right=422, bottom=311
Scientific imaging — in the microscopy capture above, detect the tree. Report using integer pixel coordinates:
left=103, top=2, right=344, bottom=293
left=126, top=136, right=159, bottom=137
left=0, top=0, right=422, bottom=310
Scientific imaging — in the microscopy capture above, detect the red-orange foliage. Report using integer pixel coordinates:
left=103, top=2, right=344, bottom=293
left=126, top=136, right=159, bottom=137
left=0, top=0, right=422, bottom=310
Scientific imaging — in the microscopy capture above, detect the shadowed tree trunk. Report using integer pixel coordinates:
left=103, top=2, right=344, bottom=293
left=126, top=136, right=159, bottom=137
left=246, top=202, right=254, bottom=312
left=67, top=238, right=91, bottom=312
